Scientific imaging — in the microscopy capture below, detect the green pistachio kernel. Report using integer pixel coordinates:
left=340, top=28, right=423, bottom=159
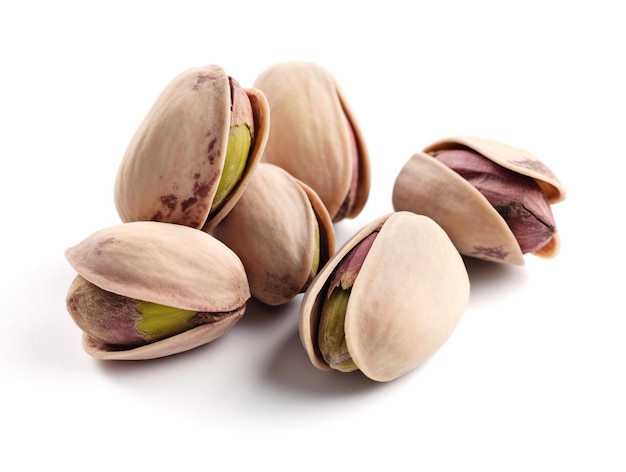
left=135, top=301, right=198, bottom=341
left=319, top=287, right=357, bottom=372
left=311, top=219, right=321, bottom=279
left=210, top=124, right=251, bottom=215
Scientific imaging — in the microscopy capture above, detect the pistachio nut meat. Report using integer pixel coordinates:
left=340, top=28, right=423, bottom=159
left=392, top=136, right=567, bottom=265
left=299, top=211, right=470, bottom=382
left=253, top=61, right=370, bottom=222
left=212, top=162, right=335, bottom=306
left=65, top=221, right=250, bottom=360
left=115, top=64, right=270, bottom=232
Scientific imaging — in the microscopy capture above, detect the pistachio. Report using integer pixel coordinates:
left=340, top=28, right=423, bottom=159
left=65, top=221, right=250, bottom=360
left=392, top=136, right=567, bottom=264
left=299, top=212, right=470, bottom=382
left=212, top=162, right=335, bottom=306
left=115, top=64, right=270, bottom=232
left=253, top=61, right=370, bottom=222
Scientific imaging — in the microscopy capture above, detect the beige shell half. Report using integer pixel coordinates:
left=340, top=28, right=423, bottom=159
left=253, top=61, right=370, bottom=221
left=114, top=64, right=270, bottom=232
left=212, top=163, right=335, bottom=306
left=65, top=221, right=250, bottom=359
left=299, top=211, right=470, bottom=382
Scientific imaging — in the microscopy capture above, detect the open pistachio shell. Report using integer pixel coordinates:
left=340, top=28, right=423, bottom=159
left=65, top=221, right=250, bottom=359
left=253, top=61, right=370, bottom=222
left=299, top=211, right=470, bottom=382
left=115, top=64, right=270, bottom=232
left=212, top=162, right=335, bottom=306
left=393, top=137, right=566, bottom=264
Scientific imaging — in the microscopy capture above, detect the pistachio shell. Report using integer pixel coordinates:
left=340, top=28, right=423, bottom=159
left=65, top=221, right=250, bottom=359
left=392, top=152, right=525, bottom=264
left=423, top=136, right=566, bottom=203
left=114, top=64, right=269, bottom=232
left=253, top=61, right=370, bottom=221
left=299, top=211, right=470, bottom=382
left=212, top=163, right=335, bottom=306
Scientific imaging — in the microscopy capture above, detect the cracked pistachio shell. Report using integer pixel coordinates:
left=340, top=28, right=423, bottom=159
left=392, top=136, right=567, bottom=265
left=299, top=211, right=470, bottom=382
left=114, top=64, right=270, bottom=232
left=253, top=61, right=370, bottom=222
left=212, top=162, right=335, bottom=306
left=65, top=221, right=250, bottom=360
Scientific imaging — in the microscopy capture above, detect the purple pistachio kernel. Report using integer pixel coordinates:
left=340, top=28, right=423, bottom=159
left=327, top=231, right=378, bottom=292
left=229, top=77, right=254, bottom=132
left=435, top=149, right=556, bottom=254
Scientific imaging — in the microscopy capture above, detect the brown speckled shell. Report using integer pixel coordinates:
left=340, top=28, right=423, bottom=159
left=299, top=212, right=470, bottom=382
left=393, top=137, right=567, bottom=264
left=253, top=61, right=370, bottom=221
left=114, top=64, right=269, bottom=232
left=212, top=163, right=335, bottom=306
left=65, top=221, right=250, bottom=359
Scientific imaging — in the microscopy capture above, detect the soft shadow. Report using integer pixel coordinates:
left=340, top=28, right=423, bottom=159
left=82, top=287, right=409, bottom=417
left=243, top=288, right=415, bottom=399
left=261, top=327, right=396, bottom=398
left=243, top=294, right=390, bottom=396
left=96, top=296, right=300, bottom=378
left=236, top=296, right=300, bottom=329
left=462, top=256, right=529, bottom=306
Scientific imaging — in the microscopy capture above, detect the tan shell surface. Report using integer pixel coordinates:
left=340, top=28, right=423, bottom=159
left=82, top=306, right=245, bottom=360
left=114, top=64, right=269, bottom=232
left=253, top=61, right=370, bottom=220
left=296, top=176, right=336, bottom=268
left=212, top=163, right=334, bottom=306
left=65, top=221, right=250, bottom=313
left=336, top=82, right=371, bottom=219
left=299, top=212, right=470, bottom=382
left=424, top=136, right=566, bottom=203
left=392, top=152, right=525, bottom=265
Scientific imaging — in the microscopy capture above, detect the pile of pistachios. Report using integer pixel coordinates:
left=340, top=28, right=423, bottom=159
left=64, top=61, right=566, bottom=381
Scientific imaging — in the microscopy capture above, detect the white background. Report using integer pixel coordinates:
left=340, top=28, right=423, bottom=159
left=2, top=1, right=624, bottom=470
